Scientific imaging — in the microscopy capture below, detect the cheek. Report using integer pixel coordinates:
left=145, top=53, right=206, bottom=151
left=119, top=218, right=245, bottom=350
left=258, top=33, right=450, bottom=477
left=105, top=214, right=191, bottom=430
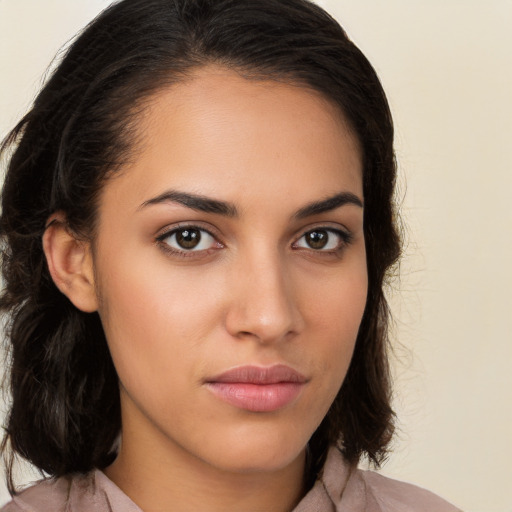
left=95, top=255, right=226, bottom=394
left=301, top=256, right=368, bottom=344
left=296, top=254, right=368, bottom=394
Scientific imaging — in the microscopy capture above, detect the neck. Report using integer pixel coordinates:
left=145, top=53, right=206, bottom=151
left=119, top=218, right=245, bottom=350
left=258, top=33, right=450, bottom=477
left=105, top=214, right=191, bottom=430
left=106, top=443, right=306, bottom=512
left=105, top=397, right=306, bottom=512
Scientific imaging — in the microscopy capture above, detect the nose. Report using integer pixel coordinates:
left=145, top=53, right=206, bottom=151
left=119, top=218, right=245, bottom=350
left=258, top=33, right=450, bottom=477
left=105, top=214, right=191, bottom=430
left=224, top=251, right=304, bottom=344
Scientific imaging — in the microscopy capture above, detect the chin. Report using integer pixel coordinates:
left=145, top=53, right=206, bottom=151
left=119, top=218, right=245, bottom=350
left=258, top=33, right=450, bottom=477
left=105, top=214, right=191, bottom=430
left=198, top=429, right=308, bottom=474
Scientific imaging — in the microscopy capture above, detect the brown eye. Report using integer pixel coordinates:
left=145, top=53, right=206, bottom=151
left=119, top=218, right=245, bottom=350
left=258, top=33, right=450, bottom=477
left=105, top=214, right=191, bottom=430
left=176, top=228, right=202, bottom=249
left=304, top=230, right=329, bottom=249
left=294, top=228, right=350, bottom=251
left=158, top=227, right=217, bottom=252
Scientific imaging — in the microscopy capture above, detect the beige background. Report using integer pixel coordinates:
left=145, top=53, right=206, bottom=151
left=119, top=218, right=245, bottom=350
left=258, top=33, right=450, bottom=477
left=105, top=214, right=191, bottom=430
left=1, top=1, right=511, bottom=510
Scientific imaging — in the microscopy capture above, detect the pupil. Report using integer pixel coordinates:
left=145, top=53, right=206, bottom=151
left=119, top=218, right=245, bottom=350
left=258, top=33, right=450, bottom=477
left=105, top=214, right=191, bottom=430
left=176, top=229, right=201, bottom=249
left=307, top=230, right=328, bottom=249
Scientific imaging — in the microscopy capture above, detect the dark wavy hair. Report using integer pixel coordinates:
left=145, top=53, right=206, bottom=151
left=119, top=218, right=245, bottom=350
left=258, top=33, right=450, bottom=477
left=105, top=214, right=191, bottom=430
left=0, top=0, right=400, bottom=493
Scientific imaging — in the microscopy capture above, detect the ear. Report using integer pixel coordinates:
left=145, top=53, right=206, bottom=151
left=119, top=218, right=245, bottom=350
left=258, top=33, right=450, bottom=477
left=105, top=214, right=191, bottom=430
left=42, top=212, right=98, bottom=313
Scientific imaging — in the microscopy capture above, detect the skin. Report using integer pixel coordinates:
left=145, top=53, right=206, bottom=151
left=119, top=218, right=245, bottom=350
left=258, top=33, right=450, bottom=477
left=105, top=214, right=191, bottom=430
left=45, top=66, right=367, bottom=512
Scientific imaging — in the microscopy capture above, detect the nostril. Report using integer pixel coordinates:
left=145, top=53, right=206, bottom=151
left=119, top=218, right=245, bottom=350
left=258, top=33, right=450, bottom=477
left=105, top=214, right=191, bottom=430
left=224, top=263, right=304, bottom=343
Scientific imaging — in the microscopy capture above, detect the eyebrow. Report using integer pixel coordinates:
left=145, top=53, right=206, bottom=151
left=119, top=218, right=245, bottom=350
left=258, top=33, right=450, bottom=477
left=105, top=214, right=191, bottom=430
left=294, top=191, right=363, bottom=219
left=139, top=190, right=238, bottom=217
left=139, top=189, right=363, bottom=218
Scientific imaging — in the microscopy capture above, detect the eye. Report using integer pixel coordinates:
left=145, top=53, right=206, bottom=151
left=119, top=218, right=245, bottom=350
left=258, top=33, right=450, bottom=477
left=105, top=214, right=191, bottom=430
left=294, top=228, right=350, bottom=251
left=157, top=226, right=219, bottom=253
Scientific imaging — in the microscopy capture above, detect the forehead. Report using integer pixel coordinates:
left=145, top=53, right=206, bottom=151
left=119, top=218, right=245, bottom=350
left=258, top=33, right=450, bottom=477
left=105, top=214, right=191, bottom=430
left=99, top=65, right=363, bottom=216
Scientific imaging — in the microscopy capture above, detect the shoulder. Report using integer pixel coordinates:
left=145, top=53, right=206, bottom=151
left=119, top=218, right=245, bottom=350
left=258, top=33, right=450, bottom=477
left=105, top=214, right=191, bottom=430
left=1, top=474, right=75, bottom=512
left=318, top=447, right=462, bottom=512
left=0, top=472, right=98, bottom=512
left=1, top=470, right=142, bottom=512
left=355, top=469, right=462, bottom=512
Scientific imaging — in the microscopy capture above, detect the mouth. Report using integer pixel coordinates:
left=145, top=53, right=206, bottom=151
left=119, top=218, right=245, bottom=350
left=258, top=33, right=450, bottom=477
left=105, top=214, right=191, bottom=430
left=204, top=365, right=308, bottom=412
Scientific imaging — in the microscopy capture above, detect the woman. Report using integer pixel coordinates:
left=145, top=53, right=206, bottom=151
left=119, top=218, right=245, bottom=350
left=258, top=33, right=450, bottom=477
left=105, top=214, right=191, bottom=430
left=0, top=0, right=461, bottom=510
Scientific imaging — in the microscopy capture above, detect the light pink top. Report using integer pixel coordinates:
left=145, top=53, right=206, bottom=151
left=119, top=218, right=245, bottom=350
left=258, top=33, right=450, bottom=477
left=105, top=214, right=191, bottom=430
left=1, top=448, right=462, bottom=511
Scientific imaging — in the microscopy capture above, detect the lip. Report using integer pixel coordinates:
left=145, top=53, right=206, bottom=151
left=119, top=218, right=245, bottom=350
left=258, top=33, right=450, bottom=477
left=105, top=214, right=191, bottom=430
left=204, top=365, right=307, bottom=412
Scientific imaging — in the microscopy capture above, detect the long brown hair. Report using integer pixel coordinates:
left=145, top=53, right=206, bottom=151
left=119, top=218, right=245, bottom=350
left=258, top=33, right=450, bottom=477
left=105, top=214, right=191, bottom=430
left=0, top=0, right=400, bottom=493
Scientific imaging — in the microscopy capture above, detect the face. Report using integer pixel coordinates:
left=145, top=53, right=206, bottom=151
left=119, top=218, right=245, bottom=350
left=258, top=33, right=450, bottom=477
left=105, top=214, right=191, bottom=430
left=90, top=66, right=367, bottom=475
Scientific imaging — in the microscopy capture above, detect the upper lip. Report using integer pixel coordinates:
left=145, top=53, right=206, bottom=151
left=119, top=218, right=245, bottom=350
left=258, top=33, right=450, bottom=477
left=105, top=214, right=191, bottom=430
left=205, top=364, right=307, bottom=384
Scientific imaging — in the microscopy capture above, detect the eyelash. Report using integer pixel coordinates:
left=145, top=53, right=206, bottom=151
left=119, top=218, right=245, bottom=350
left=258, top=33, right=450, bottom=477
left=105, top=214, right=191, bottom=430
left=155, top=224, right=353, bottom=258
left=156, top=224, right=223, bottom=258
left=292, top=227, right=353, bottom=255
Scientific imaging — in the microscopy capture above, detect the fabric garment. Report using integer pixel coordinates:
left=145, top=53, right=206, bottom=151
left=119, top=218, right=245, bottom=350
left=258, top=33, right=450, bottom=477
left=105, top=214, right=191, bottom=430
left=1, top=447, right=462, bottom=511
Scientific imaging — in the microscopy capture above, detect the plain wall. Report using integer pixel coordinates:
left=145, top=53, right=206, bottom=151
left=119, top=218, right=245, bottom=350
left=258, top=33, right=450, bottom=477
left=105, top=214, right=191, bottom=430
left=1, top=1, right=511, bottom=511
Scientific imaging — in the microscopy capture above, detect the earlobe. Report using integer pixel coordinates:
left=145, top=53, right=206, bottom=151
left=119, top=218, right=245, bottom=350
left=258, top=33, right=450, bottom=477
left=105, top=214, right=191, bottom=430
left=42, top=212, right=98, bottom=313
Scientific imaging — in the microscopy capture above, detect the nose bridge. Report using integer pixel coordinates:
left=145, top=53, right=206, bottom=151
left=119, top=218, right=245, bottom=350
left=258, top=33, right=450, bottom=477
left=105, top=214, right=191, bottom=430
left=225, top=243, right=302, bottom=343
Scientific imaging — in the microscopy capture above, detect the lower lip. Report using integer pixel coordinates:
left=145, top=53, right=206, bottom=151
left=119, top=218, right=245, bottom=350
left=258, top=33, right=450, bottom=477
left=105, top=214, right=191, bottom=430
left=206, top=382, right=304, bottom=412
